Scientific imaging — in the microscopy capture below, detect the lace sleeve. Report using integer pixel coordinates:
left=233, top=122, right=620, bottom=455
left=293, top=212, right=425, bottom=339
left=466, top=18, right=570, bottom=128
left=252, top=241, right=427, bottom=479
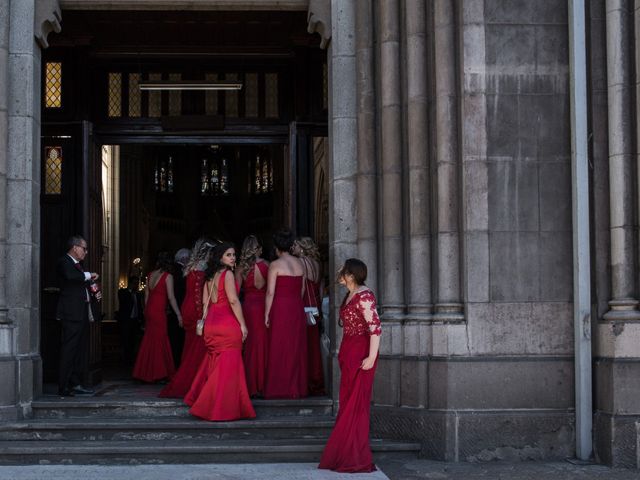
left=358, top=291, right=382, bottom=336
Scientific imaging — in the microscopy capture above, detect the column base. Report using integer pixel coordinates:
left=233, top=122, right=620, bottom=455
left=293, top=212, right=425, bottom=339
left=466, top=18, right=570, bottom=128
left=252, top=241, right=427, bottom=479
left=433, top=303, right=465, bottom=323
left=603, top=298, right=640, bottom=322
left=407, top=304, right=433, bottom=322
left=381, top=304, right=405, bottom=321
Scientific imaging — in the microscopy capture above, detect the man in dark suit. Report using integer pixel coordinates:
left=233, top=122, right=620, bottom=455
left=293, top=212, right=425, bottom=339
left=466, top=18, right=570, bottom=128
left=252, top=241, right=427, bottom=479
left=56, top=235, right=100, bottom=397
left=117, top=275, right=142, bottom=366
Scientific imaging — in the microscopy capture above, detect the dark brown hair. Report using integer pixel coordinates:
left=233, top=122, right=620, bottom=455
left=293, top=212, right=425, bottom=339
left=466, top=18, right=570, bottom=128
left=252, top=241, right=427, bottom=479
left=338, top=258, right=368, bottom=286
left=273, top=228, right=295, bottom=253
left=205, top=241, right=235, bottom=280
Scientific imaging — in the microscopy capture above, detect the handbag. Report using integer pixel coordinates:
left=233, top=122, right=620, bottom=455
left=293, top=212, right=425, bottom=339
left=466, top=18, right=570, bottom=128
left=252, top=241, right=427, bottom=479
left=196, top=279, right=214, bottom=336
left=303, top=259, right=320, bottom=326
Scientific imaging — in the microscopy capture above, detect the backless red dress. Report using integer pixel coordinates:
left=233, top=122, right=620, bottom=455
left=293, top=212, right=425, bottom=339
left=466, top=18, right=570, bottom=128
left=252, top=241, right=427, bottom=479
left=159, top=269, right=207, bottom=398
left=132, top=271, right=176, bottom=382
left=304, top=278, right=325, bottom=395
left=241, top=261, right=269, bottom=397
left=264, top=275, right=308, bottom=399
left=318, top=289, right=382, bottom=473
left=185, top=270, right=256, bottom=421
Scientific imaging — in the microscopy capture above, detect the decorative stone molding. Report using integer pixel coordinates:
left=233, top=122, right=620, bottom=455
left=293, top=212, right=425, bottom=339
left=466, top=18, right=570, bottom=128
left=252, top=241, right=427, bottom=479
left=307, top=0, right=331, bottom=49
left=35, top=0, right=62, bottom=49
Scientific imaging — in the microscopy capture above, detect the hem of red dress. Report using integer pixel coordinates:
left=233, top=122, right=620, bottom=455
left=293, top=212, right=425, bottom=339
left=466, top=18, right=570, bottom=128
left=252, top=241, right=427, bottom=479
left=189, top=410, right=257, bottom=422
left=318, top=463, right=377, bottom=473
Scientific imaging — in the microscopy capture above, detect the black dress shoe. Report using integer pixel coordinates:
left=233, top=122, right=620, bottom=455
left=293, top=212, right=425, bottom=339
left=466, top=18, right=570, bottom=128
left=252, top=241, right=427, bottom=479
left=57, top=389, right=75, bottom=397
left=71, top=385, right=95, bottom=395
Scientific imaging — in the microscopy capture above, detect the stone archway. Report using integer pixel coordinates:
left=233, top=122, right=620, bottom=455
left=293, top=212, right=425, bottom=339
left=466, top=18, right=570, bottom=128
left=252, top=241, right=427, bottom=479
left=0, top=0, right=350, bottom=417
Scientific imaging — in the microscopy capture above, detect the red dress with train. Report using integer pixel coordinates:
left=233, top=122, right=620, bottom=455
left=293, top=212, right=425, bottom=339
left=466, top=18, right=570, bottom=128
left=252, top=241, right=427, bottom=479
left=132, top=272, right=176, bottom=382
left=318, top=289, right=382, bottom=473
left=241, top=261, right=269, bottom=397
left=159, top=270, right=207, bottom=398
left=185, top=270, right=256, bottom=421
left=305, top=278, right=325, bottom=395
left=264, top=275, right=308, bottom=399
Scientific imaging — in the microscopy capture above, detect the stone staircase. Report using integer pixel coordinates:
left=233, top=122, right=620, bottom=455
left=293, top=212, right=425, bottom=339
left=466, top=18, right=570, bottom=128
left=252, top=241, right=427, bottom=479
left=0, top=394, right=420, bottom=465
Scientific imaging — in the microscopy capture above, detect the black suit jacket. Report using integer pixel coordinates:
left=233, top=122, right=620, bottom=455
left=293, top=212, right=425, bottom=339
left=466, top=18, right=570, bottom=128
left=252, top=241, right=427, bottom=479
left=56, top=254, right=90, bottom=322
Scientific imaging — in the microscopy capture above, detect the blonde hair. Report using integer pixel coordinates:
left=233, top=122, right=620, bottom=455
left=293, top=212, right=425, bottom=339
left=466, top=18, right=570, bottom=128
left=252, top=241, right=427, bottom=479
left=295, top=237, right=321, bottom=262
left=184, top=238, right=216, bottom=276
left=238, top=235, right=262, bottom=279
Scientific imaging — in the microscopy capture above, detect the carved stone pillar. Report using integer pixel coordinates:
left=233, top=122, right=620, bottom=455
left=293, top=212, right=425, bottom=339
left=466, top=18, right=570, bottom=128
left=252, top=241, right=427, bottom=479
left=0, top=1, right=9, bottom=326
left=603, top=0, right=640, bottom=321
left=378, top=0, right=405, bottom=318
left=404, top=0, right=431, bottom=319
left=432, top=0, right=463, bottom=321
left=355, top=0, right=378, bottom=293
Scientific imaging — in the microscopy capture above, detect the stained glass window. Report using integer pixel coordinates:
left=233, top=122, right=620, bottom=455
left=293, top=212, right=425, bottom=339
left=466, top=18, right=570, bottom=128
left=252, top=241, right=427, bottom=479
left=245, top=73, right=258, bottom=118
left=128, top=73, right=141, bottom=118
left=200, top=147, right=230, bottom=196
left=205, top=73, right=219, bottom=115
left=148, top=73, right=162, bottom=117
left=169, top=73, right=181, bottom=116
left=45, top=62, right=62, bottom=108
left=225, top=74, right=239, bottom=118
left=108, top=73, right=122, bottom=117
left=154, top=157, right=174, bottom=193
left=252, top=151, right=273, bottom=194
left=265, top=73, right=279, bottom=118
left=44, top=146, right=63, bottom=194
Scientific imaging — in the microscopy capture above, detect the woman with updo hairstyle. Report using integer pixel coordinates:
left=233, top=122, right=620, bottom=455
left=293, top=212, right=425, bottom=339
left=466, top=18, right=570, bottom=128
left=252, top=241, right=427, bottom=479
left=185, top=242, right=255, bottom=421
left=263, top=228, right=308, bottom=399
left=132, top=252, right=181, bottom=383
left=160, top=238, right=216, bottom=398
left=318, top=258, right=381, bottom=473
left=236, top=235, right=270, bottom=397
left=292, top=237, right=325, bottom=395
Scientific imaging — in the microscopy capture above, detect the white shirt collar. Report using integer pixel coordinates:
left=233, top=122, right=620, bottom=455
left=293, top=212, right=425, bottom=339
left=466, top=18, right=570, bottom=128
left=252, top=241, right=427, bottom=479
left=67, top=253, right=79, bottom=264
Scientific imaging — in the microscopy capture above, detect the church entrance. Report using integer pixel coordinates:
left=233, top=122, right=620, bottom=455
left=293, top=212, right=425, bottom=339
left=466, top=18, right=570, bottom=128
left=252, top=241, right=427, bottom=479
left=39, top=9, right=329, bottom=387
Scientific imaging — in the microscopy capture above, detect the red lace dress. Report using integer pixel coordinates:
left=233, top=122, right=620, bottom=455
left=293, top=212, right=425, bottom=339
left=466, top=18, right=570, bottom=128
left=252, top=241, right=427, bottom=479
left=159, top=269, right=207, bottom=398
left=185, top=270, right=256, bottom=421
left=318, top=289, right=382, bottom=473
left=132, top=272, right=176, bottom=382
left=241, top=261, right=269, bottom=397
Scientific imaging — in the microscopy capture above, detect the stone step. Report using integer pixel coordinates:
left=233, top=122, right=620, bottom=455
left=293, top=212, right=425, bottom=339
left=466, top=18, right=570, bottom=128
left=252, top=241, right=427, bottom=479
left=0, top=416, right=335, bottom=441
left=31, top=397, right=334, bottom=419
left=0, top=438, right=422, bottom=465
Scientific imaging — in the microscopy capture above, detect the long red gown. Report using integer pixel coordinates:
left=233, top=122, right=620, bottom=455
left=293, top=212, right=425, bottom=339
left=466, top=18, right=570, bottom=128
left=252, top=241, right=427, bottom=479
left=318, top=289, right=382, bottom=473
left=264, top=275, right=308, bottom=399
left=159, top=270, right=207, bottom=398
left=305, top=278, right=325, bottom=395
left=185, top=270, right=256, bottom=421
left=132, top=271, right=176, bottom=382
left=241, top=261, right=269, bottom=397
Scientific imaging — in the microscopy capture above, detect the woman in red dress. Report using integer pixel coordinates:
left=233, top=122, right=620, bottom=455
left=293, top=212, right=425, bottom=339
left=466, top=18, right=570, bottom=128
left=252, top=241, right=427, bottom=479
left=293, top=237, right=325, bottom=396
left=132, top=252, right=181, bottom=383
left=264, top=229, right=308, bottom=399
left=159, top=238, right=215, bottom=398
left=319, top=258, right=382, bottom=473
left=236, top=235, right=269, bottom=397
left=185, top=242, right=255, bottom=421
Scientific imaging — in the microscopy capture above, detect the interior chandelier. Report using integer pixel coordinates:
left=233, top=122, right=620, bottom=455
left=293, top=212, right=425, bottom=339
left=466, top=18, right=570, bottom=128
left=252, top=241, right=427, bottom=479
left=138, top=80, right=243, bottom=91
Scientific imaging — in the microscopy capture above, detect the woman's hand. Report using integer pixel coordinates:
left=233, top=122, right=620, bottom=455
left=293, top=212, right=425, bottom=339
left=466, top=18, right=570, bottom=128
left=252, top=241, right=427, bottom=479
left=241, top=324, right=248, bottom=342
left=360, top=356, right=376, bottom=370
left=177, top=315, right=183, bottom=328
left=264, top=314, right=270, bottom=328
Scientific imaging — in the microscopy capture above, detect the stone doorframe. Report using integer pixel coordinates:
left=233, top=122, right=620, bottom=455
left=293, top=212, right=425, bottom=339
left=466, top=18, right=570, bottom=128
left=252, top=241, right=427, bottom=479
left=0, top=0, right=340, bottom=419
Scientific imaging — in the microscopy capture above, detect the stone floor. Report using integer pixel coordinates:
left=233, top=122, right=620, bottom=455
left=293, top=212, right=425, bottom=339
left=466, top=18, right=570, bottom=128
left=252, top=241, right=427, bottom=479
left=0, top=459, right=638, bottom=480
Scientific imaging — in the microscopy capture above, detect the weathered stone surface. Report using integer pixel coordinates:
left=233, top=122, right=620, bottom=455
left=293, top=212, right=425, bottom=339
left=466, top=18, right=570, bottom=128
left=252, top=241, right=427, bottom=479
left=0, top=359, right=16, bottom=404
left=428, top=357, right=574, bottom=409
left=539, top=232, right=572, bottom=301
left=373, top=357, right=400, bottom=406
left=489, top=232, right=540, bottom=302
left=488, top=159, right=539, bottom=232
left=595, top=359, right=640, bottom=415
left=594, top=412, right=638, bottom=468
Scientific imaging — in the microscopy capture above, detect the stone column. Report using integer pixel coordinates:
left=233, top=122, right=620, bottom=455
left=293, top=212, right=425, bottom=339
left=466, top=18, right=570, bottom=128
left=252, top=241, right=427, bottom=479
left=603, top=0, right=640, bottom=320
left=378, top=0, right=404, bottom=318
left=0, top=1, right=9, bottom=327
left=404, top=0, right=431, bottom=319
left=355, top=0, right=378, bottom=293
left=432, top=0, right=463, bottom=321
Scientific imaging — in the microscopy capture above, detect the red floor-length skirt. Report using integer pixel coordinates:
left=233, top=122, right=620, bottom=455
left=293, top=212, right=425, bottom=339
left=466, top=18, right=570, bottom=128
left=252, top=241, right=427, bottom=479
left=132, top=272, right=175, bottom=383
left=159, top=270, right=207, bottom=398
left=264, top=275, right=308, bottom=399
left=305, top=279, right=325, bottom=395
left=185, top=273, right=255, bottom=421
left=242, top=291, right=268, bottom=397
left=318, top=335, right=377, bottom=473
